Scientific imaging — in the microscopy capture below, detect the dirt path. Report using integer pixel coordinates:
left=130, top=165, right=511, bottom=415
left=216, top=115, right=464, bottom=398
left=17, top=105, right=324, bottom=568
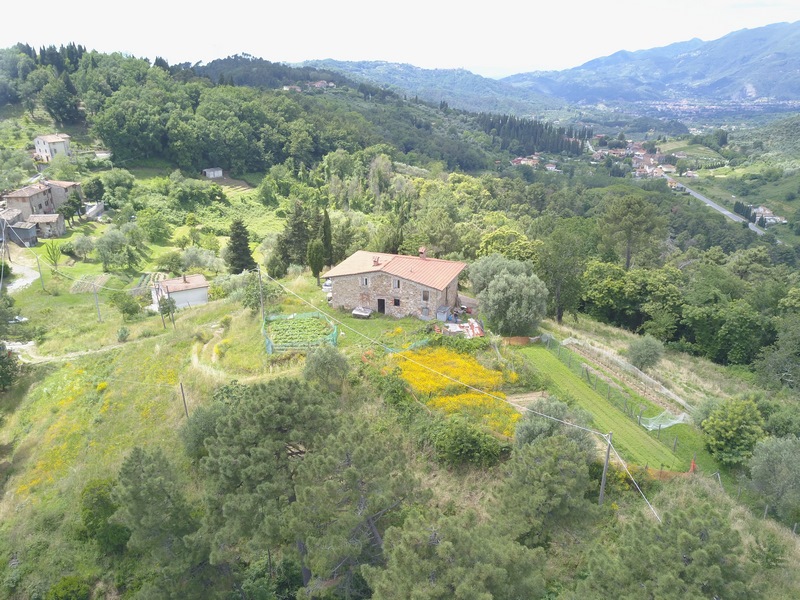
left=3, top=244, right=40, bottom=293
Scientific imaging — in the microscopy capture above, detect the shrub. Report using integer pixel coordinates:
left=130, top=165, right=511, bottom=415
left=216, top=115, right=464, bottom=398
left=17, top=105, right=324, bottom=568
left=304, top=345, right=349, bottom=392
left=628, top=335, right=664, bottom=371
left=117, top=327, right=130, bottom=343
left=220, top=315, right=232, bottom=330
left=46, top=576, right=91, bottom=600
left=181, top=403, right=228, bottom=463
left=431, top=416, right=505, bottom=467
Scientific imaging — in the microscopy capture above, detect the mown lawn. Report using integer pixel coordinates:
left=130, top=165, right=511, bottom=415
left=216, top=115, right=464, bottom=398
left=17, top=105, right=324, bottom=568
left=519, top=345, right=684, bottom=469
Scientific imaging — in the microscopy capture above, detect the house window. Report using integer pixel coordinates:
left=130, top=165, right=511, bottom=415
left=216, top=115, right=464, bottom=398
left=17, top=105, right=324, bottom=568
left=393, top=298, right=400, bottom=307
left=393, top=279, right=401, bottom=289
left=362, top=277, right=369, bottom=286
left=422, top=290, right=429, bottom=302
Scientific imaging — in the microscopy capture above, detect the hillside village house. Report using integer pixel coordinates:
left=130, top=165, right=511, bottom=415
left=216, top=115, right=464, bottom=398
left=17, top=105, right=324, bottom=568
left=26, top=214, right=66, bottom=238
left=47, top=180, right=83, bottom=206
left=2, top=180, right=83, bottom=222
left=151, top=274, right=210, bottom=309
left=324, top=249, right=466, bottom=320
left=33, top=133, right=71, bottom=162
left=0, top=209, right=38, bottom=247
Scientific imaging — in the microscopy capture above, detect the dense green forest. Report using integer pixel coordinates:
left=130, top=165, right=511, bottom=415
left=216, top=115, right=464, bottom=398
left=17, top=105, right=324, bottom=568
left=1, top=42, right=800, bottom=599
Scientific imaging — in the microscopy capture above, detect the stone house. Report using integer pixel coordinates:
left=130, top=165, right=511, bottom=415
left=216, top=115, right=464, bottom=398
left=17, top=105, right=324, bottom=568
left=0, top=209, right=38, bottom=247
left=45, top=180, right=84, bottom=208
left=34, top=133, right=71, bottom=162
left=324, top=249, right=466, bottom=320
left=26, top=213, right=66, bottom=238
left=3, top=183, right=54, bottom=220
left=2, top=180, right=82, bottom=220
left=151, top=274, right=210, bottom=309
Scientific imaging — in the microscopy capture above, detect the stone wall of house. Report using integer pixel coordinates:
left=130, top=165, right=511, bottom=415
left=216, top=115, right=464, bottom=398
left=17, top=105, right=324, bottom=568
left=48, top=183, right=83, bottom=210
left=6, top=189, right=52, bottom=220
left=330, top=272, right=459, bottom=319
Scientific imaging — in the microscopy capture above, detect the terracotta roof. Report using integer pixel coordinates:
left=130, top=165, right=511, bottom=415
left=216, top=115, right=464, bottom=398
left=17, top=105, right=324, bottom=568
left=324, top=250, right=466, bottom=290
left=36, top=134, right=70, bottom=143
left=45, top=180, right=80, bottom=188
left=4, top=183, right=49, bottom=198
left=154, top=273, right=209, bottom=292
left=26, top=214, right=61, bottom=223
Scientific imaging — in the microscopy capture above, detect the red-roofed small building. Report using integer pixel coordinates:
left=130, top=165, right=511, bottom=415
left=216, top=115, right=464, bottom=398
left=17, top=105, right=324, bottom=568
left=323, top=248, right=466, bottom=320
left=151, top=274, right=209, bottom=309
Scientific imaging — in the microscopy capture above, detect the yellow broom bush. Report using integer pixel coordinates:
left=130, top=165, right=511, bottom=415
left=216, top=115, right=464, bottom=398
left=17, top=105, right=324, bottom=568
left=427, top=392, right=521, bottom=437
left=392, top=347, right=503, bottom=396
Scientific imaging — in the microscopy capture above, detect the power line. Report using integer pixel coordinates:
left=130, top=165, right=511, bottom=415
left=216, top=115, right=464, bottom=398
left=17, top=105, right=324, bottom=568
left=260, top=269, right=663, bottom=520
left=261, top=269, right=604, bottom=436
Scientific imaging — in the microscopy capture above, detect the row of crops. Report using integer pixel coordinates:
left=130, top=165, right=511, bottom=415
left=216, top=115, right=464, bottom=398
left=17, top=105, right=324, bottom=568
left=264, top=312, right=338, bottom=354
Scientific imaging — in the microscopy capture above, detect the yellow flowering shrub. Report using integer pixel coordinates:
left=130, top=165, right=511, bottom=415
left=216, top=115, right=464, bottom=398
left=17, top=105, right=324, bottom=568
left=392, top=347, right=503, bottom=395
left=392, top=347, right=520, bottom=437
left=428, top=393, right=521, bottom=437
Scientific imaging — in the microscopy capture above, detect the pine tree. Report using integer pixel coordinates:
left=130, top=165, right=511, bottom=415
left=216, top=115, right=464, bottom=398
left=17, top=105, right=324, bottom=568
left=225, top=218, right=257, bottom=274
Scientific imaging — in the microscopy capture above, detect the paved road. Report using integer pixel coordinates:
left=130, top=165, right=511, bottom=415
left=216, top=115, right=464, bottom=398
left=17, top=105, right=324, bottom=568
left=668, top=177, right=766, bottom=236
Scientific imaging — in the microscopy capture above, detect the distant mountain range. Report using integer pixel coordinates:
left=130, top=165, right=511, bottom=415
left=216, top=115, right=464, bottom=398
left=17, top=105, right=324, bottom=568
left=305, top=21, right=800, bottom=116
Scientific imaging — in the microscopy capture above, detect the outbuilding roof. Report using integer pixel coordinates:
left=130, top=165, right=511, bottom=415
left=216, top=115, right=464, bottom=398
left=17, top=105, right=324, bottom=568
left=324, top=250, right=466, bottom=290
left=154, top=273, right=209, bottom=293
left=26, top=214, right=61, bottom=223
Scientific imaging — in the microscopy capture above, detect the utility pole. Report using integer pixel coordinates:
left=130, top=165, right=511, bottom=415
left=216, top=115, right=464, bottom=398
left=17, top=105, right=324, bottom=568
left=598, top=432, right=613, bottom=505
left=34, top=253, right=45, bottom=291
left=179, top=382, right=188, bottom=418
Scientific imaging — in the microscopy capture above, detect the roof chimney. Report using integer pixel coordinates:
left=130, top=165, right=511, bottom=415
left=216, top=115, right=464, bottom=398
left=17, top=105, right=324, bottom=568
left=418, top=246, right=427, bottom=259
left=372, top=256, right=380, bottom=266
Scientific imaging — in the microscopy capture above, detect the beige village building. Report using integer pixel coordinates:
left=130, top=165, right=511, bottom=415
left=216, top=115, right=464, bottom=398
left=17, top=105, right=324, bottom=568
left=34, top=133, right=71, bottom=162
left=324, top=249, right=466, bottom=320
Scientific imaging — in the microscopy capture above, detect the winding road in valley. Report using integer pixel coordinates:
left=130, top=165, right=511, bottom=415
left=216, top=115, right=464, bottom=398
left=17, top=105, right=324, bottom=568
left=667, top=177, right=767, bottom=236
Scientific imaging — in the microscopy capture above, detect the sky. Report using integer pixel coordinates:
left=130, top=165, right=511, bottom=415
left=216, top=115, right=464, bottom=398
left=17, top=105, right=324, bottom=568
left=3, top=1, right=800, bottom=78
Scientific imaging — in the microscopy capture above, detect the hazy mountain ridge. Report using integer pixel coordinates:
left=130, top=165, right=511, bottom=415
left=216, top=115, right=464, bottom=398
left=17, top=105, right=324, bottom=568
left=504, top=21, right=800, bottom=103
left=305, top=22, right=800, bottom=114
left=302, top=59, right=560, bottom=114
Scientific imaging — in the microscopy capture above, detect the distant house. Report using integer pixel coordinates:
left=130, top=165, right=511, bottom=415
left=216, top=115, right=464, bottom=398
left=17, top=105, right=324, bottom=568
left=0, top=209, right=33, bottom=247
left=2, top=180, right=83, bottom=220
left=202, top=167, right=223, bottom=179
left=26, top=213, right=66, bottom=238
left=45, top=180, right=83, bottom=208
left=151, top=274, right=210, bottom=309
left=323, top=249, right=466, bottom=320
left=34, top=133, right=71, bottom=162
left=0, top=210, right=38, bottom=247
left=752, top=205, right=787, bottom=226
left=3, top=183, right=55, bottom=220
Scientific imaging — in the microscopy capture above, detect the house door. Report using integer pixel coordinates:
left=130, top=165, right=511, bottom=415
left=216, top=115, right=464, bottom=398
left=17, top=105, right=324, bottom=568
left=377, top=299, right=385, bottom=314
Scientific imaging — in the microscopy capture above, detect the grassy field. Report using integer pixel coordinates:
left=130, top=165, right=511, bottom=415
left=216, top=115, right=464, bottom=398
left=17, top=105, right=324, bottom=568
left=519, top=345, right=684, bottom=469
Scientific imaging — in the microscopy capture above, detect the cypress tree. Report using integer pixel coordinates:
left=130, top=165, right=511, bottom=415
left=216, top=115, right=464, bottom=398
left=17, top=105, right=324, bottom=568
left=225, top=219, right=257, bottom=274
left=322, top=209, right=333, bottom=267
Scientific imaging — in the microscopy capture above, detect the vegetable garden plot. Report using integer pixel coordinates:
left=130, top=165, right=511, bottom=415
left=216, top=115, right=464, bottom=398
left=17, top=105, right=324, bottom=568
left=265, top=312, right=337, bottom=353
